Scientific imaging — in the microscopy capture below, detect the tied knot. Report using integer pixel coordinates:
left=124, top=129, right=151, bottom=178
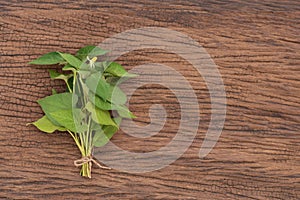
left=74, top=156, right=110, bottom=169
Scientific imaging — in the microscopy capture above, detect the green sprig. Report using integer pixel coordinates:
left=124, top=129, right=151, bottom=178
left=28, top=45, right=137, bottom=178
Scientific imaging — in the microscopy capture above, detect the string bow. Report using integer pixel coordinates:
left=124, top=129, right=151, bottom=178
left=74, top=156, right=111, bottom=170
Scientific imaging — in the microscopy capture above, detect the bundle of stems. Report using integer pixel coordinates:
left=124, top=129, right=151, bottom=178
left=28, top=45, right=136, bottom=178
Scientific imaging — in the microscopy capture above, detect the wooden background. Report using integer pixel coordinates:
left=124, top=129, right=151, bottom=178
left=0, top=0, right=299, bottom=199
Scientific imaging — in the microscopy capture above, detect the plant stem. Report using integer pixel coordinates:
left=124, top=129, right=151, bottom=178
left=67, top=130, right=84, bottom=154
left=65, top=80, right=72, bottom=93
left=75, top=72, right=93, bottom=178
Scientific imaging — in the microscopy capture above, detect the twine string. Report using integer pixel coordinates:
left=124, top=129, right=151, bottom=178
left=74, top=156, right=111, bottom=170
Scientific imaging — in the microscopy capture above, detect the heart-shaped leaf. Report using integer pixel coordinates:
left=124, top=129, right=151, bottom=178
left=85, top=102, right=117, bottom=127
left=85, top=72, right=127, bottom=105
left=107, top=85, right=127, bottom=105
left=105, top=62, right=138, bottom=78
left=30, top=115, right=66, bottom=133
left=37, top=93, right=77, bottom=126
left=50, top=109, right=87, bottom=133
left=115, top=105, right=136, bottom=119
left=92, top=117, right=122, bottom=147
left=85, top=72, right=110, bottom=100
left=49, top=70, right=72, bottom=81
left=29, top=52, right=64, bottom=65
left=62, top=63, right=76, bottom=73
left=88, top=92, right=112, bottom=110
left=59, top=52, right=82, bottom=69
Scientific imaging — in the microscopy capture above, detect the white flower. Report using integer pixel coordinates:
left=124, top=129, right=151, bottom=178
left=86, top=56, right=97, bottom=69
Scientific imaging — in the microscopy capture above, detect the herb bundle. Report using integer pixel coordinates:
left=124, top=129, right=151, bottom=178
left=28, top=45, right=136, bottom=178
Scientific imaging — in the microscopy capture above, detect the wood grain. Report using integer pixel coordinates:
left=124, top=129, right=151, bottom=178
left=0, top=0, right=299, bottom=199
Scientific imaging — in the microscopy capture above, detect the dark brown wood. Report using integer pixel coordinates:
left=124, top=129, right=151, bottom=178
left=0, top=0, right=299, bottom=199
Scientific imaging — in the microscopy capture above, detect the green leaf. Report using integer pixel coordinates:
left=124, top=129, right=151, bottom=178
left=58, top=52, right=82, bottom=69
left=115, top=105, right=136, bottom=119
left=88, top=91, right=134, bottom=118
left=75, top=45, right=108, bottom=61
left=62, top=64, right=76, bottom=73
left=92, top=129, right=114, bottom=147
left=85, top=102, right=117, bottom=127
left=50, top=109, right=87, bottom=133
left=105, top=62, right=138, bottom=78
left=49, top=70, right=72, bottom=81
left=107, top=85, right=127, bottom=105
left=85, top=72, right=127, bottom=104
left=29, top=52, right=65, bottom=65
left=37, top=93, right=76, bottom=126
left=30, top=115, right=66, bottom=133
left=49, top=70, right=73, bottom=92
left=88, top=92, right=112, bottom=110
left=85, top=72, right=110, bottom=100
left=106, top=76, right=134, bottom=86
left=92, top=118, right=122, bottom=147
